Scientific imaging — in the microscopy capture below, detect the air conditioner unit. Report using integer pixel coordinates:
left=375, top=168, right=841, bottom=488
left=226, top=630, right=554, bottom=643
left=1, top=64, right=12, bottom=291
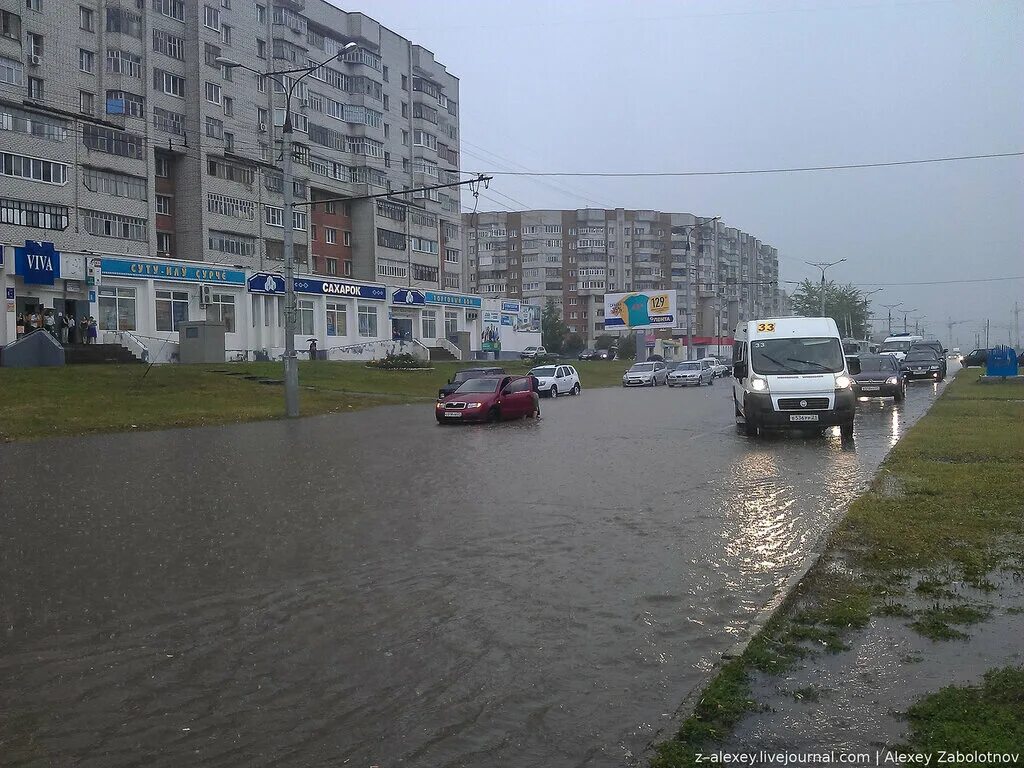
left=199, top=284, right=213, bottom=306
left=28, top=54, right=42, bottom=66
left=257, top=122, right=267, bottom=132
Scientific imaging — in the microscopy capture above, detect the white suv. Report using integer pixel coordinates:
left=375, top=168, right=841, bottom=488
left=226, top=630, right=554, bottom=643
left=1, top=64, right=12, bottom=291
left=530, top=364, right=581, bottom=397
left=521, top=346, right=548, bottom=360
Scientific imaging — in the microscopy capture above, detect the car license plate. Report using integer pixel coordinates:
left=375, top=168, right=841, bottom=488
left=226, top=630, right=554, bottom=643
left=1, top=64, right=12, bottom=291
left=861, top=386, right=880, bottom=391
left=444, top=411, right=462, bottom=418
left=789, top=414, right=819, bottom=422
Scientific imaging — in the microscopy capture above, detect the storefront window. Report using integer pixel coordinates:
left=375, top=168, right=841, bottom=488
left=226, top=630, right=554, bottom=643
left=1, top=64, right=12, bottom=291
left=155, top=289, right=189, bottom=332
left=99, top=286, right=136, bottom=331
left=207, top=292, right=235, bottom=332
left=298, top=299, right=314, bottom=335
left=421, top=309, right=436, bottom=339
left=326, top=302, right=347, bottom=336
left=358, top=305, right=377, bottom=337
left=444, top=309, right=458, bottom=338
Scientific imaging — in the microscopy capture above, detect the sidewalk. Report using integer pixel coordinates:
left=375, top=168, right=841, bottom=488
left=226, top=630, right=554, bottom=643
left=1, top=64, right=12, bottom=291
left=652, top=369, right=1024, bottom=766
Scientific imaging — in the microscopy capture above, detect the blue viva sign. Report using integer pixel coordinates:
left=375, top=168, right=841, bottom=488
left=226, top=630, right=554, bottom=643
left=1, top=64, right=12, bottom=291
left=101, top=258, right=246, bottom=284
left=292, top=278, right=386, bottom=300
left=392, top=288, right=426, bottom=305
left=14, top=241, right=61, bottom=285
left=425, top=291, right=482, bottom=308
left=247, top=273, right=285, bottom=294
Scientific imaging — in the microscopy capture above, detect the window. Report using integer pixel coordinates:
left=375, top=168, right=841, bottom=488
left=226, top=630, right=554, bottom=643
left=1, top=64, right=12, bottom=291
left=106, top=90, right=144, bottom=118
left=155, top=156, right=170, bottom=177
left=26, top=0, right=41, bottom=11
left=204, top=81, right=221, bottom=104
left=84, top=125, right=144, bottom=158
left=99, top=286, right=136, bottom=331
left=106, top=7, right=141, bottom=36
left=444, top=310, right=458, bottom=338
left=153, top=0, right=184, bottom=21
left=256, top=38, right=266, bottom=58
left=0, top=105, right=67, bottom=140
left=220, top=24, right=231, bottom=45
left=81, top=209, right=147, bottom=240
left=223, top=132, right=234, bottom=151
left=79, top=6, right=93, bottom=30
left=413, top=264, right=438, bottom=283
left=1, top=152, right=68, bottom=184
left=209, top=230, right=255, bottom=256
left=207, top=293, right=236, bottom=332
left=155, top=194, right=172, bottom=215
left=203, top=4, right=219, bottom=29
left=401, top=74, right=408, bottom=90
left=220, top=0, right=230, bottom=8
left=82, top=167, right=146, bottom=199
left=204, top=42, right=220, bottom=66
left=343, top=231, right=351, bottom=246
left=156, top=231, right=173, bottom=254
left=263, top=206, right=305, bottom=230
left=155, top=289, right=189, bottom=331
left=154, top=69, right=185, bottom=97
left=377, top=263, right=406, bottom=279
left=207, top=192, right=255, bottom=220
left=401, top=130, right=408, bottom=146
left=152, top=30, right=184, bottom=59
left=383, top=94, right=389, bottom=111
left=325, top=257, right=338, bottom=276
left=358, top=305, right=377, bottom=337
left=376, top=228, right=405, bottom=250
left=27, top=76, right=43, bottom=99
left=309, top=223, right=317, bottom=241
left=325, top=227, right=336, bottom=244
left=401, top=101, right=408, bottom=118
left=257, top=107, right=268, bottom=126
left=222, top=96, right=233, bottom=116
left=326, top=302, right=346, bottom=335
left=297, top=299, right=314, bottom=335
left=1, top=55, right=24, bottom=86
left=445, top=248, right=460, bottom=264
left=411, top=236, right=439, bottom=255
left=1, top=198, right=69, bottom=230
left=382, top=64, right=388, bottom=82
left=207, top=158, right=254, bottom=184
left=107, top=48, right=143, bottom=75
left=205, top=116, right=223, bottom=139
left=344, top=260, right=352, bottom=277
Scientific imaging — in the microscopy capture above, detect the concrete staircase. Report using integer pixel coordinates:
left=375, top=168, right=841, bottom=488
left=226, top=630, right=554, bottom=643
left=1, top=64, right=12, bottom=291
left=63, top=344, right=143, bottom=364
left=429, top=346, right=458, bottom=362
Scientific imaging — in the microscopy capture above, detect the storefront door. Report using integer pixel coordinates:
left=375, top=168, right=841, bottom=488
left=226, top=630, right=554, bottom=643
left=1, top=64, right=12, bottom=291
left=392, top=317, right=413, bottom=341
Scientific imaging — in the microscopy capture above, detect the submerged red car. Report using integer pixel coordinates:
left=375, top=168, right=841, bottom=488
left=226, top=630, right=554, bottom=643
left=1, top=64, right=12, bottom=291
left=435, top=375, right=537, bottom=423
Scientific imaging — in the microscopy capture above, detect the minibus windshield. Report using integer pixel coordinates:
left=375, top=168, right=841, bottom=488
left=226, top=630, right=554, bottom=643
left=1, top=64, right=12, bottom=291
left=750, top=337, right=844, bottom=375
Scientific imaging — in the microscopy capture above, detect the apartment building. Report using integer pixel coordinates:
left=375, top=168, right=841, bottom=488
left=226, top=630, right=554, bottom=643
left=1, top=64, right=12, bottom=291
left=1, top=0, right=463, bottom=324
left=465, top=209, right=787, bottom=344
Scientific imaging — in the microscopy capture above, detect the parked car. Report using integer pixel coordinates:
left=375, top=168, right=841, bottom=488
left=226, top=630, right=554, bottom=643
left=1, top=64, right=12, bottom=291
left=435, top=375, right=536, bottom=423
left=910, top=340, right=948, bottom=378
left=595, top=348, right=616, bottom=360
left=578, top=348, right=598, bottom=360
left=901, top=348, right=945, bottom=380
left=702, top=357, right=730, bottom=378
left=668, top=360, right=714, bottom=387
left=852, top=354, right=906, bottom=401
left=622, top=361, right=669, bottom=387
left=438, top=367, right=506, bottom=399
left=961, top=348, right=988, bottom=367
left=520, top=346, right=547, bottom=360
left=530, top=364, right=581, bottom=397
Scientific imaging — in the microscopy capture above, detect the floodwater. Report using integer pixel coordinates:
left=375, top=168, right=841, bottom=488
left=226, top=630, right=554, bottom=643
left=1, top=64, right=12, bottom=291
left=0, top=372, right=952, bottom=767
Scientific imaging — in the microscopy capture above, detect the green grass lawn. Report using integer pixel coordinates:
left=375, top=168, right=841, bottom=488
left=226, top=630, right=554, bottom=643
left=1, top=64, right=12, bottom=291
left=0, top=358, right=631, bottom=441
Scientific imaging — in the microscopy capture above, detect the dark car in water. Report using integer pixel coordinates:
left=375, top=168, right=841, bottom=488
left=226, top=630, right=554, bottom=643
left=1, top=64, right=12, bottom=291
left=852, top=354, right=906, bottom=401
left=578, top=348, right=598, bottom=360
left=910, top=340, right=947, bottom=378
left=438, top=367, right=506, bottom=399
left=901, top=348, right=945, bottom=381
left=435, top=375, right=537, bottom=423
left=961, top=348, right=988, bottom=368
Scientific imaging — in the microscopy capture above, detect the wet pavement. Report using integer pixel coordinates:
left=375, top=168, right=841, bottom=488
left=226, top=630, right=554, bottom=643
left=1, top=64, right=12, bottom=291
left=0, top=374, right=951, bottom=767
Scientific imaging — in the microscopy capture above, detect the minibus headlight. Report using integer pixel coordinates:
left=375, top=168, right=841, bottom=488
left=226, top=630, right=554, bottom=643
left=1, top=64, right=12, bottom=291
left=750, top=376, right=769, bottom=392
left=835, top=375, right=852, bottom=389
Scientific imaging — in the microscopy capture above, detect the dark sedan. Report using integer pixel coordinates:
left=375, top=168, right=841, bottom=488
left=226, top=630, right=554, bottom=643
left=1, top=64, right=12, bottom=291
left=578, top=349, right=598, bottom=360
left=901, top=349, right=945, bottom=381
left=852, top=355, right=906, bottom=401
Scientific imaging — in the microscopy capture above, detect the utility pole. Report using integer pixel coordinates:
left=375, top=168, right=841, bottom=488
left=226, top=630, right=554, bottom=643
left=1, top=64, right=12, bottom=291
left=986, top=319, right=990, bottom=348
left=1015, top=302, right=1020, bottom=349
left=882, top=302, right=902, bottom=337
left=805, top=259, right=846, bottom=318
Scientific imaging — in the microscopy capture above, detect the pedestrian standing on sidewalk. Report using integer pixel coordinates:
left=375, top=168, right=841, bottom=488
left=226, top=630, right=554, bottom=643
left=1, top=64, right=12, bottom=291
left=44, top=310, right=56, bottom=338
left=59, top=313, right=69, bottom=344
left=87, top=317, right=98, bottom=344
left=66, top=312, right=76, bottom=344
left=28, top=310, right=39, bottom=333
left=79, top=316, right=89, bottom=344
left=308, top=338, right=318, bottom=361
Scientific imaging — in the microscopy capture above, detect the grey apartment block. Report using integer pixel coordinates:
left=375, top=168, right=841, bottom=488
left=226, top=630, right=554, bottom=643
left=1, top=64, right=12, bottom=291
left=465, top=209, right=784, bottom=343
left=1, top=0, right=462, bottom=290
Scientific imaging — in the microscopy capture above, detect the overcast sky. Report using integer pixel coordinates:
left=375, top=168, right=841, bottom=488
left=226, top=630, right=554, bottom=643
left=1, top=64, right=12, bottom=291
left=365, top=0, right=1022, bottom=347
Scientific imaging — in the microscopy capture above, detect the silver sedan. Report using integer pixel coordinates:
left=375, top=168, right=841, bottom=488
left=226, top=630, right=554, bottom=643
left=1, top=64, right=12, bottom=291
left=668, top=361, right=715, bottom=387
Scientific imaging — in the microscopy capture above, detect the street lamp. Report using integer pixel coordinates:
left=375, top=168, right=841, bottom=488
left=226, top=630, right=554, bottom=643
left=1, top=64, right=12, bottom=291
left=672, top=216, right=720, bottom=360
left=218, top=41, right=358, bottom=418
left=805, top=259, right=846, bottom=318
left=899, top=308, right=918, bottom=334
left=881, top=302, right=902, bottom=337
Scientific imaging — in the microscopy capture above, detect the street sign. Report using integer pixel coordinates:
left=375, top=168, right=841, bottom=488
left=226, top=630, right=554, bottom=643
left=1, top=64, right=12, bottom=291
left=603, top=291, right=676, bottom=330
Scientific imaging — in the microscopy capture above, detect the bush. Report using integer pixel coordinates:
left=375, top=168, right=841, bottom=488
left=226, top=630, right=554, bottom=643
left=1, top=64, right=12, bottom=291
left=367, top=352, right=428, bottom=369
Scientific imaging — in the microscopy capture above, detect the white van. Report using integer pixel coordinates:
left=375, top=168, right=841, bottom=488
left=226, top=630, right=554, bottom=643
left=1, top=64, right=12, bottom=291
left=732, top=317, right=857, bottom=439
left=879, top=334, right=923, bottom=362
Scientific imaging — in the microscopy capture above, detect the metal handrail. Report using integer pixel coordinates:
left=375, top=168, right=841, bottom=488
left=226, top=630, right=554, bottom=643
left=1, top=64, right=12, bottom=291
left=432, top=337, right=462, bottom=360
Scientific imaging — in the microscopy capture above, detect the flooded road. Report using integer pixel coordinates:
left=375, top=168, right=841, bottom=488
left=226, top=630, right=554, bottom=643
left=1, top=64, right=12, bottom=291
left=0, top=372, right=952, bottom=767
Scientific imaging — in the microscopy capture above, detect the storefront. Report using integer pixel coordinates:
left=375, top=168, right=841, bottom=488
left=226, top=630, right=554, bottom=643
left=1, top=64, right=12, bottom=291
left=2, top=241, right=90, bottom=346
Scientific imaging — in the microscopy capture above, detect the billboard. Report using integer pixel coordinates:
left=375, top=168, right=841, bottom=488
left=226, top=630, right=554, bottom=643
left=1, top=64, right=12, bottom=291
left=603, top=291, right=676, bottom=330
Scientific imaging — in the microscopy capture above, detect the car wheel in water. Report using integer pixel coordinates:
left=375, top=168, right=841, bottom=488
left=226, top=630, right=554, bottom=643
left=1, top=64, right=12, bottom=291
left=743, top=419, right=758, bottom=437
left=488, top=407, right=501, bottom=423
left=894, top=386, right=905, bottom=403
left=572, top=383, right=581, bottom=395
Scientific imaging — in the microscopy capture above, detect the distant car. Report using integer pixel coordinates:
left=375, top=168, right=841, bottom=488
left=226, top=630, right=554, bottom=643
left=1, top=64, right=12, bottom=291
left=520, top=345, right=547, bottom=360
left=438, top=367, right=507, bottom=399
left=622, top=361, right=669, bottom=387
left=960, top=348, right=987, bottom=367
left=436, top=375, right=537, bottom=423
left=852, top=354, right=906, bottom=401
left=595, top=348, right=616, bottom=360
left=702, top=357, right=730, bottom=378
left=949, top=347, right=962, bottom=360
left=910, top=340, right=948, bottom=378
left=578, top=349, right=598, bottom=360
left=668, top=360, right=714, bottom=387
left=901, top=348, right=945, bottom=381
left=530, top=364, right=581, bottom=397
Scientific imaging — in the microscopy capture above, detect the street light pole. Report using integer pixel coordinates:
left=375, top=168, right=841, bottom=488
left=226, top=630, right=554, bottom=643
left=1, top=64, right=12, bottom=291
left=218, top=42, right=356, bottom=418
left=881, top=302, right=902, bottom=337
left=805, top=259, right=846, bottom=318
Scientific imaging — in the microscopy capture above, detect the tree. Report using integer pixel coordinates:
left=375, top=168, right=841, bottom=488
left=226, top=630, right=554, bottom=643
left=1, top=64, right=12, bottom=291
left=790, top=280, right=873, bottom=338
left=594, top=334, right=616, bottom=350
left=617, top=334, right=636, bottom=359
left=563, top=333, right=585, bottom=354
left=541, top=298, right=569, bottom=353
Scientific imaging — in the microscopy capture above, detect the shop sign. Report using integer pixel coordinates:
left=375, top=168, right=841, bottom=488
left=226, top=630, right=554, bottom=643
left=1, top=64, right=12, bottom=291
left=292, top=278, right=386, bottom=300
left=14, top=241, right=61, bottom=286
left=247, top=273, right=285, bottom=294
left=101, top=258, right=245, bottom=285
left=501, top=314, right=514, bottom=326
left=501, top=300, right=520, bottom=313
left=424, top=291, right=482, bottom=308
left=391, top=288, right=426, bottom=306
left=5, top=288, right=14, bottom=300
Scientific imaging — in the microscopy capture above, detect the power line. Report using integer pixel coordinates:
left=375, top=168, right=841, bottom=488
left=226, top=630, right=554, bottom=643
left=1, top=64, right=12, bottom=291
left=844, top=275, right=1024, bottom=287
left=469, top=151, right=1024, bottom=178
